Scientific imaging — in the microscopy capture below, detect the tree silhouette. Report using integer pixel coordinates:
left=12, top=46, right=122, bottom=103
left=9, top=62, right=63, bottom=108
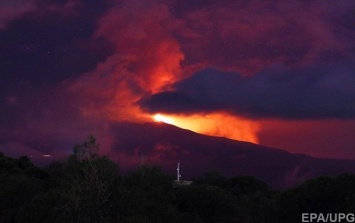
left=55, top=136, right=119, bottom=223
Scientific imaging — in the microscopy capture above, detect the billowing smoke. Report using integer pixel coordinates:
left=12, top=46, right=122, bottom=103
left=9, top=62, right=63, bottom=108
left=0, top=0, right=36, bottom=29
left=68, top=0, right=184, bottom=121
left=66, top=0, right=261, bottom=142
left=1, top=0, right=354, bottom=163
left=140, top=65, right=355, bottom=119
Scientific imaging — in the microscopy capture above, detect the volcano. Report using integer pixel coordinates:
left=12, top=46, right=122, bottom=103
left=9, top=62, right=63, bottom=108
left=110, top=121, right=355, bottom=189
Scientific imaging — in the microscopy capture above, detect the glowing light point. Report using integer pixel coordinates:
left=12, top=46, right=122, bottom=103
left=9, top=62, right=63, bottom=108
left=153, top=114, right=174, bottom=125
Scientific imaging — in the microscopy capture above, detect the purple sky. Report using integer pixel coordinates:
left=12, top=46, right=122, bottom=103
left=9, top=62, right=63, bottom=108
left=0, top=0, right=354, bottom=165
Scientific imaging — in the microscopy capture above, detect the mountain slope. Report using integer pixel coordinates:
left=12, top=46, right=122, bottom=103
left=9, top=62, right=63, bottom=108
left=110, top=122, right=355, bottom=189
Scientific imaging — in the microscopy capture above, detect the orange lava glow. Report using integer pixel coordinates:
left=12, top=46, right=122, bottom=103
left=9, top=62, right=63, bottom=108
left=73, top=2, right=261, bottom=145
left=151, top=113, right=260, bottom=143
left=153, top=114, right=174, bottom=124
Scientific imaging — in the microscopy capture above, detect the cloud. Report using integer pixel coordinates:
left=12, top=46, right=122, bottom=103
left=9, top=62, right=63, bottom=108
left=94, top=0, right=184, bottom=92
left=0, top=0, right=186, bottom=164
left=140, top=62, right=355, bottom=119
left=66, top=0, right=186, bottom=122
left=0, top=0, right=36, bottom=29
left=173, top=0, right=355, bottom=74
left=1, top=0, right=355, bottom=164
left=0, top=82, right=118, bottom=165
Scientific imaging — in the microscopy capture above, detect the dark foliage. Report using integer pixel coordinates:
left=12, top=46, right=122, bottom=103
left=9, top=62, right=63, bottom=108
left=1, top=140, right=355, bottom=223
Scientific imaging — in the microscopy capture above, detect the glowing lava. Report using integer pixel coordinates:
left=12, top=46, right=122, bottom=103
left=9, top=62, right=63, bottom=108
left=77, top=2, right=261, bottom=145
left=152, top=113, right=260, bottom=143
left=153, top=114, right=174, bottom=124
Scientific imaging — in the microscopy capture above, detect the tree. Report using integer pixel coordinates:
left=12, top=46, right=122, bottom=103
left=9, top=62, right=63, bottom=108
left=0, top=153, right=48, bottom=223
left=118, top=165, right=178, bottom=223
left=193, top=170, right=229, bottom=189
left=276, top=175, right=355, bottom=223
left=227, top=176, right=275, bottom=223
left=17, top=156, right=34, bottom=169
left=72, top=135, right=99, bottom=160
left=54, top=136, right=119, bottom=223
left=175, top=184, right=236, bottom=222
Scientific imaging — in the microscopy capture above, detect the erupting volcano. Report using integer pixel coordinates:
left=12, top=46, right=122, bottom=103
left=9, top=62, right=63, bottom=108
left=0, top=0, right=354, bottom=173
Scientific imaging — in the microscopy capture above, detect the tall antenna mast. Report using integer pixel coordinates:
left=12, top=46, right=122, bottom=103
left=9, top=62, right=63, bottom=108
left=177, top=162, right=181, bottom=181
left=174, top=162, right=193, bottom=186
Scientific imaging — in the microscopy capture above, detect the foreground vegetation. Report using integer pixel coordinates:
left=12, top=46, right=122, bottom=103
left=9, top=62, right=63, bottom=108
left=1, top=137, right=355, bottom=223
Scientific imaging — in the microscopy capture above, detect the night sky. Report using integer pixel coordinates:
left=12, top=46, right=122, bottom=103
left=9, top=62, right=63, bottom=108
left=1, top=0, right=354, bottom=165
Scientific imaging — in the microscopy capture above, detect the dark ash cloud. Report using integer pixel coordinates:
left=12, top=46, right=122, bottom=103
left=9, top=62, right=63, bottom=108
left=140, top=64, right=355, bottom=119
left=173, top=0, right=355, bottom=74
